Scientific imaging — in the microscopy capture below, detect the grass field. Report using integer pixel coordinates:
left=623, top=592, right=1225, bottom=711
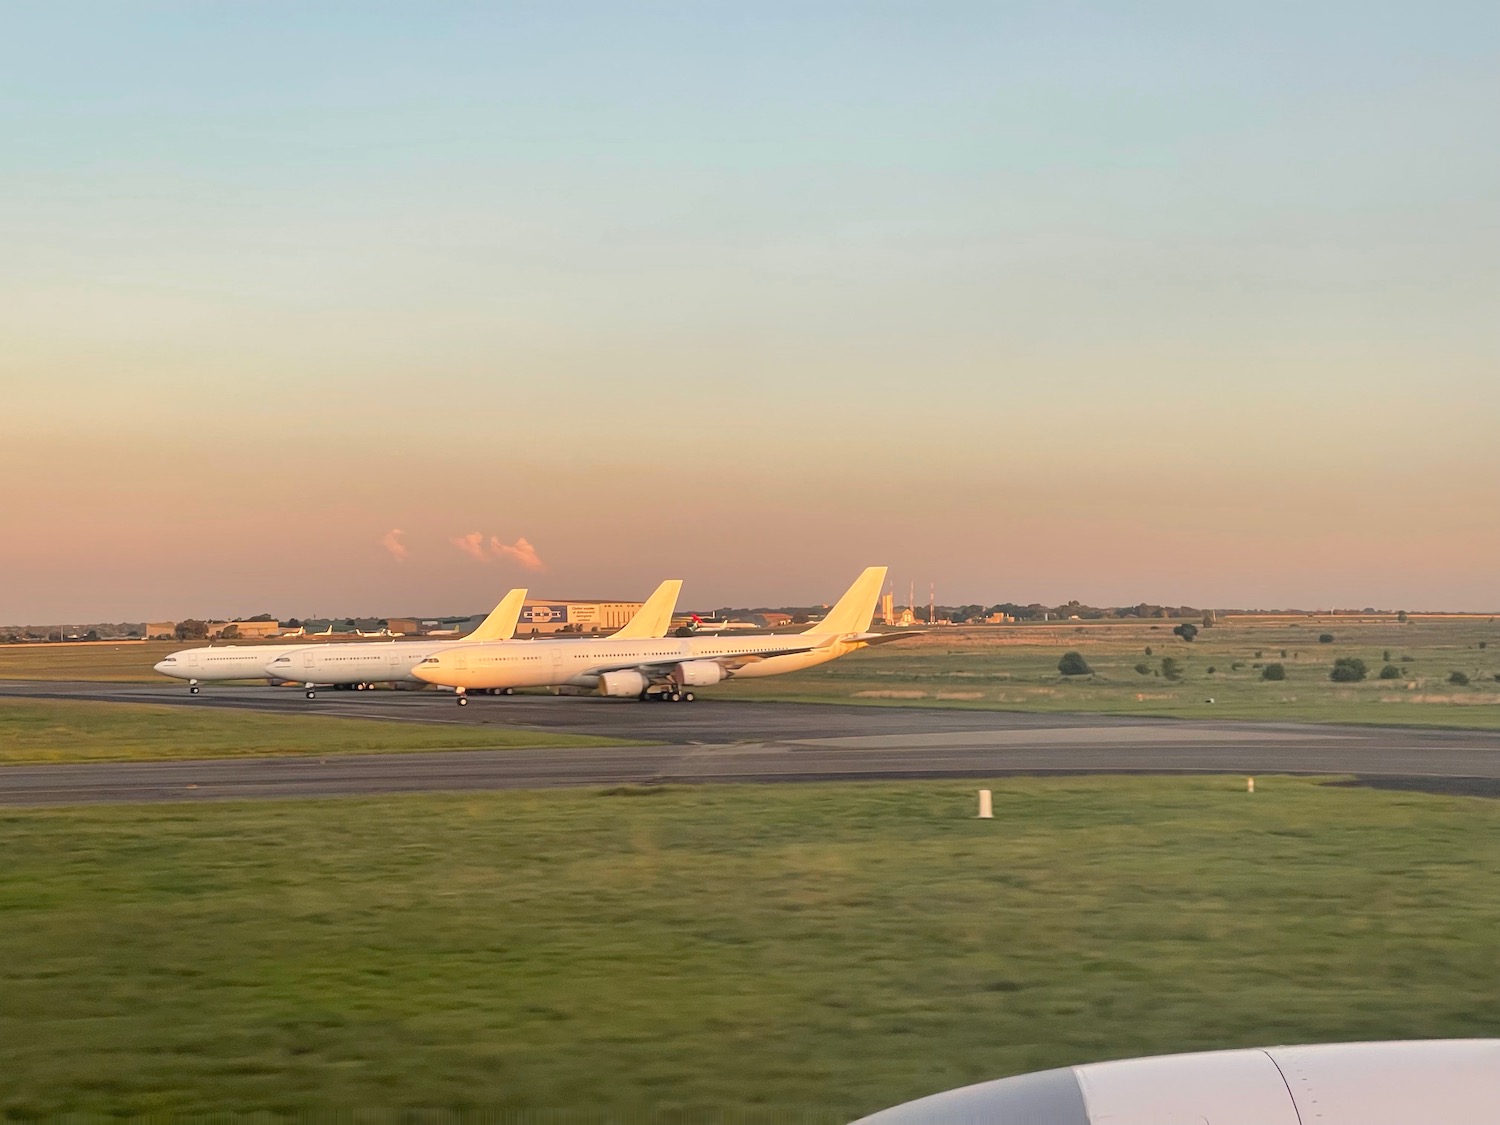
left=1, top=777, right=1496, bottom=1119
left=6, top=618, right=1500, bottom=729
left=0, top=640, right=199, bottom=682
left=0, top=698, right=636, bottom=764
left=715, top=616, right=1500, bottom=728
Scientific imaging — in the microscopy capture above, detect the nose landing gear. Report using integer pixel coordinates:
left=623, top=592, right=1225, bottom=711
left=189, top=680, right=200, bottom=695
left=456, top=688, right=468, bottom=707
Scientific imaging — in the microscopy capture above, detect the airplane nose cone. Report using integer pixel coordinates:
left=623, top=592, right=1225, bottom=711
left=153, top=660, right=169, bottom=675
left=410, top=659, right=446, bottom=684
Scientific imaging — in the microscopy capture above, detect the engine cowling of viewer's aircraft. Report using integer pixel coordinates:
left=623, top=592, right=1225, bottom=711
left=849, top=1040, right=1500, bottom=1125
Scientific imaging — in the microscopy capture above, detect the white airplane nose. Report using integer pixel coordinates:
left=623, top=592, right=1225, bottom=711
left=410, top=659, right=447, bottom=684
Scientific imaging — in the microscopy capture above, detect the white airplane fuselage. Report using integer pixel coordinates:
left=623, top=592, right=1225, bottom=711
left=265, top=639, right=491, bottom=687
left=412, top=632, right=862, bottom=693
left=154, top=645, right=304, bottom=685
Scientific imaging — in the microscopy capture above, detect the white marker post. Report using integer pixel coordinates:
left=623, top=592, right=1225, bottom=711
left=978, top=789, right=993, bottom=819
left=1247, top=777, right=1255, bottom=794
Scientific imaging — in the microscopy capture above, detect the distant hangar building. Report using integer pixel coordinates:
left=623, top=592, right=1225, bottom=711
left=516, top=599, right=645, bottom=634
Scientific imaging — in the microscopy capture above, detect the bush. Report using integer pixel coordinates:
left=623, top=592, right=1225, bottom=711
left=1318, top=633, right=1334, bottom=644
left=1383, top=650, right=1391, bottom=662
left=1231, top=662, right=1245, bottom=671
left=1172, top=623, right=1198, bottom=642
left=1397, top=610, right=1409, bottom=623
left=1378, top=664, right=1402, bottom=680
left=1448, top=671, right=1470, bottom=686
left=1280, top=649, right=1288, bottom=658
left=1144, top=646, right=1152, bottom=656
left=1481, top=641, right=1489, bottom=650
left=1329, top=657, right=1367, bottom=683
left=1160, top=657, right=1182, bottom=680
left=1206, top=666, right=1216, bottom=675
left=1254, top=650, right=1262, bottom=659
left=1261, top=663, right=1286, bottom=681
left=1058, top=651, right=1092, bottom=676
left=1133, top=662, right=1150, bottom=675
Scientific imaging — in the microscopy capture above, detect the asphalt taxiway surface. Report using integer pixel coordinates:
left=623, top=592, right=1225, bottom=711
left=3, top=681, right=1499, bottom=806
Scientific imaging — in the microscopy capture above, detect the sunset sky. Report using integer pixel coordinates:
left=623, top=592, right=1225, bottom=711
left=3, top=2, right=1497, bottom=622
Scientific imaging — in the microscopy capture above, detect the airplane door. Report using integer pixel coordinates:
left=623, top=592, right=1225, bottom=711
left=550, top=648, right=565, bottom=683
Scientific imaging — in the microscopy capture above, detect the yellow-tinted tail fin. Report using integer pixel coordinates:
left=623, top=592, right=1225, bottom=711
left=466, top=588, right=528, bottom=642
left=611, top=580, right=683, bottom=639
left=806, top=566, right=887, bottom=635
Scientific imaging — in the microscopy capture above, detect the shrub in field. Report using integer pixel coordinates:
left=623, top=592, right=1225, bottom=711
left=1173, top=623, right=1199, bottom=642
left=1262, top=663, right=1287, bottom=681
left=1280, top=649, right=1288, bottom=658
left=1378, top=664, right=1402, bottom=680
left=1160, top=656, right=1183, bottom=680
left=1231, top=662, right=1245, bottom=671
left=1398, top=610, right=1409, bottom=622
left=1134, top=662, right=1150, bottom=675
left=1254, top=650, right=1263, bottom=659
left=1144, top=646, right=1153, bottom=656
left=1330, top=658, right=1367, bottom=683
left=1481, top=641, right=1489, bottom=650
left=1448, top=671, right=1470, bottom=686
left=1318, top=633, right=1334, bottom=644
left=1383, top=650, right=1392, bottom=662
left=1057, top=651, right=1092, bottom=676
left=1206, top=666, right=1217, bottom=675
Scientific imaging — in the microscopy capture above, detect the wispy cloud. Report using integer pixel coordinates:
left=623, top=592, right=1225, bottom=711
left=381, top=528, right=408, bottom=562
left=451, top=532, right=489, bottom=561
left=490, top=535, right=544, bottom=571
left=451, top=532, right=546, bottom=571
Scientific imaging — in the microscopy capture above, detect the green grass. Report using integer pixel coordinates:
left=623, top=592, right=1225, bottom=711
left=1, top=778, right=1497, bottom=1119
left=716, top=617, right=1500, bottom=728
left=7, top=619, right=1500, bottom=729
left=0, top=698, right=636, bottom=764
left=0, top=640, right=200, bottom=682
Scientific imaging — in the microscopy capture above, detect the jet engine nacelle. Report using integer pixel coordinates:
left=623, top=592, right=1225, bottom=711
left=851, top=1039, right=1500, bottom=1125
left=672, top=660, right=725, bottom=687
left=598, top=670, right=648, bottom=698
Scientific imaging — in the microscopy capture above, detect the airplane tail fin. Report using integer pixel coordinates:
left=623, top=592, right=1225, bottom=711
left=611, top=580, right=683, bottom=639
left=806, top=566, right=888, bottom=635
left=467, top=588, right=528, bottom=642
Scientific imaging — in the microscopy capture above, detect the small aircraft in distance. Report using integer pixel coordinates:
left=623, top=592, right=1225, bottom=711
left=684, top=614, right=759, bottom=633
left=355, top=627, right=405, bottom=638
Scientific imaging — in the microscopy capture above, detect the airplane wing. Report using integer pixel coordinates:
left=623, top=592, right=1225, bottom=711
left=587, top=638, right=829, bottom=678
left=853, top=631, right=926, bottom=646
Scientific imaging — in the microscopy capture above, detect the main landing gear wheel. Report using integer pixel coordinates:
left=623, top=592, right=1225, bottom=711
left=683, top=692, right=695, bottom=702
left=503, top=687, right=515, bottom=696
left=668, top=691, right=682, bottom=703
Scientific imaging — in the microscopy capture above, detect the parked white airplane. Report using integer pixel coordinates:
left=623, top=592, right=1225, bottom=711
left=852, top=1039, right=1500, bottom=1124
left=412, top=566, right=901, bottom=705
left=268, top=580, right=683, bottom=699
left=154, top=591, right=526, bottom=695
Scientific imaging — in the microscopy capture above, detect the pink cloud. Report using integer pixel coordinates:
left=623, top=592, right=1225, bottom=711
left=451, top=532, right=545, bottom=570
left=381, top=528, right=408, bottom=562
left=451, top=532, right=489, bottom=561
left=490, top=535, right=545, bottom=571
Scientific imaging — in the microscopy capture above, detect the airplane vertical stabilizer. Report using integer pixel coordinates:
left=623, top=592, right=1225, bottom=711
left=611, top=580, right=683, bottom=639
left=467, top=588, right=528, bottom=642
left=806, top=566, right=888, bottom=635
